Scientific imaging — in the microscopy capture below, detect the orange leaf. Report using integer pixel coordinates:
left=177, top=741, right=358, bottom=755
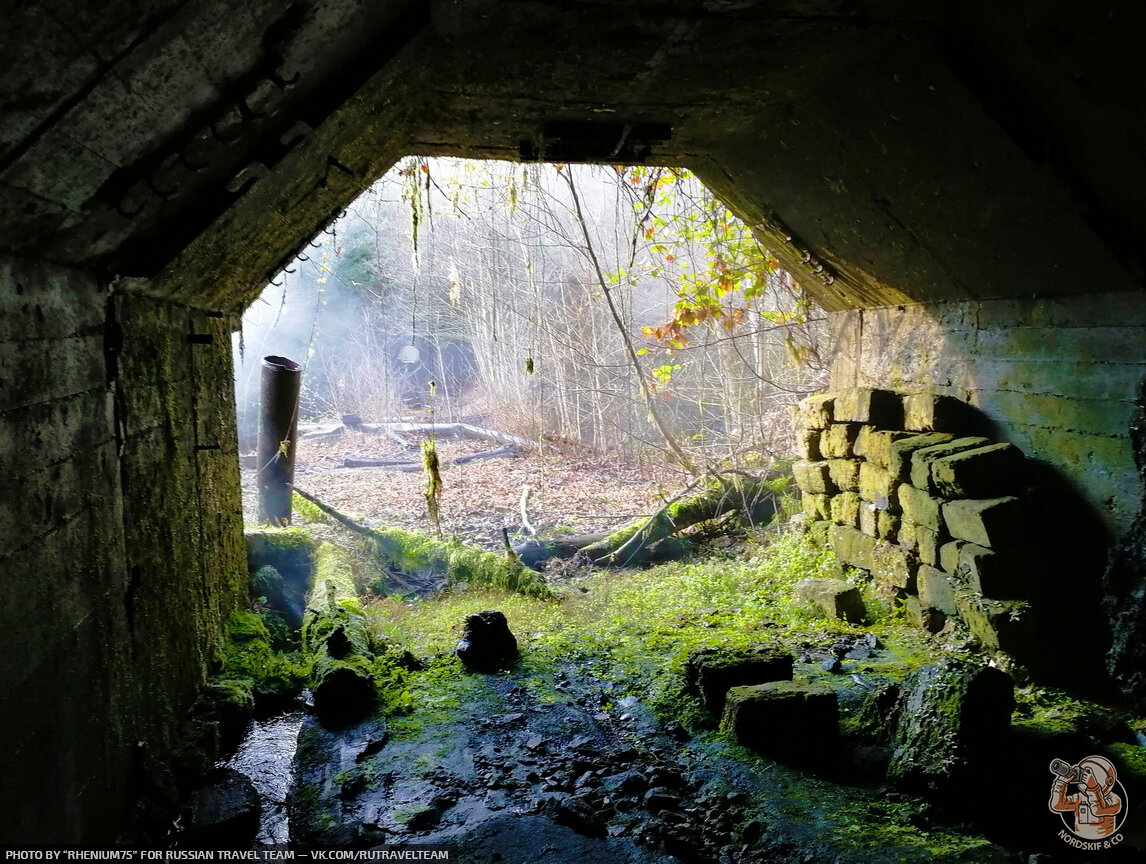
left=420, top=164, right=429, bottom=174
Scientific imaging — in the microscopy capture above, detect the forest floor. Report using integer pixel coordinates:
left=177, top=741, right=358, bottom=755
left=241, top=428, right=684, bottom=552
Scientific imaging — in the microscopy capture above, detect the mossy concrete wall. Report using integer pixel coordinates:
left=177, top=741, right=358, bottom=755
left=828, top=293, right=1146, bottom=537
left=0, top=258, right=246, bottom=843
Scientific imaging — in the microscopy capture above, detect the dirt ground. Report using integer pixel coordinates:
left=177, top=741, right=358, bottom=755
left=241, top=428, right=685, bottom=550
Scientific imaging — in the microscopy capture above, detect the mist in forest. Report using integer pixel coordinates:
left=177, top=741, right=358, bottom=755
left=233, top=159, right=827, bottom=462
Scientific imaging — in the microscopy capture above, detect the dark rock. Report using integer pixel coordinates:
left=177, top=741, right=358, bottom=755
left=822, top=657, right=843, bottom=673
left=404, top=803, right=443, bottom=831
left=551, top=795, right=607, bottom=838
left=456, top=610, right=518, bottom=673
left=181, top=767, right=260, bottom=848
left=887, top=659, right=1014, bottom=793
left=642, top=788, right=681, bottom=813
left=685, top=645, right=794, bottom=714
left=313, top=666, right=377, bottom=727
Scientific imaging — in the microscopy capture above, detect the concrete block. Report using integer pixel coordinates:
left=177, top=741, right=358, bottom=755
left=858, top=501, right=878, bottom=537
left=854, top=428, right=914, bottom=466
left=884, top=433, right=956, bottom=480
left=917, top=565, right=958, bottom=617
left=897, top=483, right=940, bottom=529
left=829, top=492, right=861, bottom=528
left=794, top=429, right=821, bottom=461
left=826, top=458, right=860, bottom=492
left=792, top=460, right=836, bottom=495
left=685, top=646, right=793, bottom=714
left=942, top=497, right=1026, bottom=548
left=793, top=393, right=835, bottom=429
left=909, top=437, right=991, bottom=490
left=801, top=493, right=831, bottom=521
left=929, top=443, right=1025, bottom=498
left=829, top=524, right=876, bottom=571
left=903, top=393, right=989, bottom=434
left=873, top=542, right=917, bottom=591
left=834, top=388, right=904, bottom=427
left=821, top=423, right=863, bottom=458
left=858, top=462, right=899, bottom=511
left=720, top=681, right=839, bottom=766
left=795, top=578, right=867, bottom=623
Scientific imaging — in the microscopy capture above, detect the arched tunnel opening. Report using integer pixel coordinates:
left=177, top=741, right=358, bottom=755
left=3, top=0, right=1146, bottom=858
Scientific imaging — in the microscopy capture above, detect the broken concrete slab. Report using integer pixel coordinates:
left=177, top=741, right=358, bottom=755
left=685, top=645, right=794, bottom=715
left=794, top=578, right=866, bottom=623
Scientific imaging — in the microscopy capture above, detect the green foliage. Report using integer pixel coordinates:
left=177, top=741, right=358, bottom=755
left=220, top=609, right=310, bottom=702
left=292, top=491, right=328, bottom=525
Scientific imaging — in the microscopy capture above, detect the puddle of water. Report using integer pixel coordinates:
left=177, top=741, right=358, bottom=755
left=227, top=710, right=306, bottom=847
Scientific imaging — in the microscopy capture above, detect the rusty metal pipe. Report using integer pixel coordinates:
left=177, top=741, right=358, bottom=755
left=256, top=355, right=302, bottom=524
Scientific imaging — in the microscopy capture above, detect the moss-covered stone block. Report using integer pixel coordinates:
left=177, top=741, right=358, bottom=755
left=801, top=493, right=831, bottom=521
left=859, top=501, right=879, bottom=538
left=877, top=510, right=901, bottom=542
left=909, top=437, right=990, bottom=490
left=938, top=541, right=963, bottom=576
left=885, top=433, right=956, bottom=480
left=904, top=596, right=946, bottom=633
left=793, top=393, right=836, bottom=429
left=821, top=423, right=863, bottom=459
left=954, top=543, right=1033, bottom=600
left=795, top=577, right=867, bottom=623
left=897, top=483, right=943, bottom=531
left=930, top=443, right=1025, bottom=498
left=858, top=462, right=899, bottom=511
left=830, top=491, right=862, bottom=528
left=826, top=458, right=860, bottom=491
left=792, top=460, right=836, bottom=495
left=954, top=593, right=1032, bottom=655
left=829, top=524, right=876, bottom=571
left=686, top=645, right=794, bottom=715
left=854, top=427, right=913, bottom=466
left=903, top=393, right=988, bottom=434
left=720, top=681, right=840, bottom=767
left=942, top=497, right=1026, bottom=547
left=917, top=565, right=958, bottom=617
left=915, top=523, right=943, bottom=566
left=873, top=541, right=917, bottom=591
left=834, top=388, right=904, bottom=427
left=887, top=660, right=1014, bottom=792
left=795, top=428, right=821, bottom=461
left=897, top=517, right=919, bottom=552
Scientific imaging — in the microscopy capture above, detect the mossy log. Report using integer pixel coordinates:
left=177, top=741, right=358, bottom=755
left=517, top=475, right=778, bottom=569
left=303, top=542, right=377, bottom=726
left=291, top=486, right=550, bottom=598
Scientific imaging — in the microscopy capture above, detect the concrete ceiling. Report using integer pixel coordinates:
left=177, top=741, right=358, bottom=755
left=2, top=0, right=1143, bottom=312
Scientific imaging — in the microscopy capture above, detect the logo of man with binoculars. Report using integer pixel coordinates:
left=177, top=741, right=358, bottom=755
left=1049, top=755, right=1127, bottom=841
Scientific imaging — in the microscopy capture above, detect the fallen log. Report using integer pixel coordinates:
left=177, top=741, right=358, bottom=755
left=513, top=474, right=778, bottom=570
left=290, top=485, right=550, bottom=598
left=356, top=422, right=531, bottom=449
left=299, top=424, right=344, bottom=442
left=303, top=541, right=377, bottom=726
left=342, top=445, right=519, bottom=470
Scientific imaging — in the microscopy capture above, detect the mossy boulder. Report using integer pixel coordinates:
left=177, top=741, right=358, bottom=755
left=887, top=659, right=1014, bottom=793
left=685, top=645, right=794, bottom=715
left=721, top=680, right=840, bottom=770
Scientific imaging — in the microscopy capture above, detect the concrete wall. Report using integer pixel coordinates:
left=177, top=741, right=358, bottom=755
left=829, top=292, right=1146, bottom=538
left=0, top=258, right=246, bottom=843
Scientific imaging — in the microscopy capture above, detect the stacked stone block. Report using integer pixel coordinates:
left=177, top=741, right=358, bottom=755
left=791, top=388, right=1035, bottom=657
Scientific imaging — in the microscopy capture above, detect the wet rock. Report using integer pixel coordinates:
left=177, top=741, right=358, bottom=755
left=886, top=659, right=1013, bottom=793
left=181, top=767, right=260, bottom=848
left=456, top=610, right=518, bottom=672
left=685, top=645, right=794, bottom=714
